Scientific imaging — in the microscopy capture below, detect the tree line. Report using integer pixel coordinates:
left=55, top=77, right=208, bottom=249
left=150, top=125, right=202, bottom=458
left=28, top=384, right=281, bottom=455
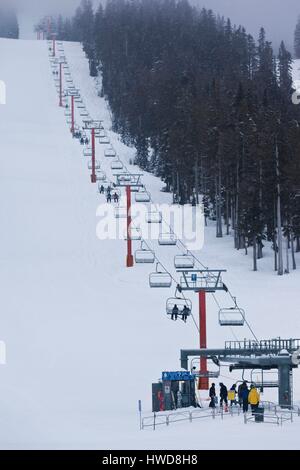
left=0, top=5, right=19, bottom=39
left=42, top=0, right=300, bottom=274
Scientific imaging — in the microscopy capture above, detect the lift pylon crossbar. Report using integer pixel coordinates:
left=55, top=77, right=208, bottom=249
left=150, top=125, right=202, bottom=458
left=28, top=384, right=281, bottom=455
left=176, top=269, right=227, bottom=292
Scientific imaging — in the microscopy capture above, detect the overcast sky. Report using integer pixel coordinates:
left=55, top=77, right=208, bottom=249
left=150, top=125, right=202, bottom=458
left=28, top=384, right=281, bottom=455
left=8, top=0, right=300, bottom=51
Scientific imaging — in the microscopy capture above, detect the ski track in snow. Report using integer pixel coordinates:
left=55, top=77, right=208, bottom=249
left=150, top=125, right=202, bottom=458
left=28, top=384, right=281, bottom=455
left=0, top=37, right=299, bottom=449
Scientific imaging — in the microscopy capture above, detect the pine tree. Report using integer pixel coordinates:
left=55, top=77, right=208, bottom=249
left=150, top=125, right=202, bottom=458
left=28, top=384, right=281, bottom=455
left=294, top=16, right=300, bottom=58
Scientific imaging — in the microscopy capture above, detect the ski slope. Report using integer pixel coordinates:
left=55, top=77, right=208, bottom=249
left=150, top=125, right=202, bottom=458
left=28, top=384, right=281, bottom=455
left=0, top=37, right=300, bottom=450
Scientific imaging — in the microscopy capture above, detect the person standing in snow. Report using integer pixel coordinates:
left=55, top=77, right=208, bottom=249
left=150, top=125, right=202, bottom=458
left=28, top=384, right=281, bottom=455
left=248, top=384, right=260, bottom=413
left=228, top=384, right=237, bottom=406
left=209, top=383, right=216, bottom=408
left=240, top=381, right=249, bottom=413
left=219, top=383, right=228, bottom=408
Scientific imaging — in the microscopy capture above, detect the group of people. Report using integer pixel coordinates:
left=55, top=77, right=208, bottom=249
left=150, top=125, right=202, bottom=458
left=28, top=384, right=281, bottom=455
left=72, top=128, right=89, bottom=146
left=171, top=304, right=191, bottom=323
left=99, top=185, right=119, bottom=204
left=209, top=381, right=260, bottom=413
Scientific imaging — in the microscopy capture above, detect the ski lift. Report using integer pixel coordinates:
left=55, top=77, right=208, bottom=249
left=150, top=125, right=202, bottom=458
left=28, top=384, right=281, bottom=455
left=149, top=264, right=172, bottom=288
left=124, top=227, right=142, bottom=241
left=218, top=305, right=245, bottom=326
left=83, top=148, right=92, bottom=157
left=96, top=171, right=106, bottom=182
left=114, top=205, right=127, bottom=218
left=146, top=211, right=162, bottom=224
left=135, top=242, right=155, bottom=264
left=99, top=136, right=110, bottom=144
left=99, top=129, right=106, bottom=138
left=104, top=148, right=116, bottom=157
left=158, top=233, right=177, bottom=246
left=118, top=174, right=132, bottom=183
left=135, top=189, right=151, bottom=203
left=190, top=358, right=220, bottom=378
left=88, top=160, right=100, bottom=170
left=166, top=294, right=192, bottom=321
left=174, top=254, right=195, bottom=269
left=111, top=160, right=124, bottom=170
left=80, top=110, right=89, bottom=117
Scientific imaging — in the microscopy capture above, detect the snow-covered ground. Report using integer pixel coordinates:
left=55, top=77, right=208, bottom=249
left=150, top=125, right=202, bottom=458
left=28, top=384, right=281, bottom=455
left=0, top=37, right=300, bottom=449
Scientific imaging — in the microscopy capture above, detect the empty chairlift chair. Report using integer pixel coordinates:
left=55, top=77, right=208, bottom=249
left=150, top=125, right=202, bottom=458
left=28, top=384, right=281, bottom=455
left=149, top=264, right=172, bottom=288
left=88, top=160, right=101, bottom=170
left=111, top=160, right=124, bottom=170
left=135, top=243, right=155, bottom=264
left=83, top=148, right=92, bottom=157
left=158, top=233, right=177, bottom=246
left=124, top=227, right=142, bottom=241
left=166, top=297, right=192, bottom=321
left=114, top=205, right=127, bottom=219
left=174, top=254, right=195, bottom=269
left=105, top=148, right=116, bottom=157
left=96, top=171, right=107, bottom=182
left=146, top=211, right=162, bottom=224
left=99, top=136, right=110, bottom=144
left=135, top=189, right=151, bottom=203
left=218, top=306, right=245, bottom=326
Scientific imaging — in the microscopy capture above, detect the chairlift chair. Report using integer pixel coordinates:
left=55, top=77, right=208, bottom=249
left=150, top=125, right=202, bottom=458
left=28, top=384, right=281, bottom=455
left=135, top=243, right=155, bottom=264
left=218, top=307, right=245, bottom=327
left=146, top=211, right=162, bottom=224
left=114, top=205, right=127, bottom=219
left=124, top=227, right=142, bottom=241
left=166, top=297, right=192, bottom=320
left=111, top=160, right=124, bottom=170
left=99, top=136, right=110, bottom=144
left=83, top=148, right=92, bottom=157
left=96, top=171, right=107, bottom=182
left=174, top=254, right=195, bottom=269
left=99, top=129, right=106, bottom=138
left=158, top=233, right=177, bottom=246
left=88, top=160, right=101, bottom=170
left=118, top=174, right=132, bottom=183
left=135, top=189, right=151, bottom=203
left=104, top=148, right=116, bottom=157
left=149, top=264, right=172, bottom=288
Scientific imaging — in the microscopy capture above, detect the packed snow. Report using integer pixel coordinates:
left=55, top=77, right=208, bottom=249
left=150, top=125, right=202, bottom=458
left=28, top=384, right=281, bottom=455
left=0, top=37, right=299, bottom=449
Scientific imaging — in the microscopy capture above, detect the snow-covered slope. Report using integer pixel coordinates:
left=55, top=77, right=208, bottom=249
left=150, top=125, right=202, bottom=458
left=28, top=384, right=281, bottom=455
left=0, top=38, right=299, bottom=449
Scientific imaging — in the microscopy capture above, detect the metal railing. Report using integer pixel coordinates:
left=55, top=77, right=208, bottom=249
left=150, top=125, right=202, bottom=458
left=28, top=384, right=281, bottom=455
left=141, top=406, right=243, bottom=430
left=225, top=338, right=300, bottom=352
left=141, top=402, right=299, bottom=430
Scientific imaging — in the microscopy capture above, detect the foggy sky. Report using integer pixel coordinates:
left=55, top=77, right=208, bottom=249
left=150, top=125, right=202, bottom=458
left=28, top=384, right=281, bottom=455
left=8, top=0, right=300, bottom=51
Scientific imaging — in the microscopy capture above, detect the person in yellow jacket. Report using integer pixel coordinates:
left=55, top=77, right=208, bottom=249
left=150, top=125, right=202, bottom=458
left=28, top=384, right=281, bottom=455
left=248, top=384, right=260, bottom=412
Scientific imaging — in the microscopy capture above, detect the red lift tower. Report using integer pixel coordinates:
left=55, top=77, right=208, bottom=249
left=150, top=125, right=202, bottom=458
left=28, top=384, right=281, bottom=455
left=175, top=268, right=227, bottom=389
left=113, top=173, right=144, bottom=268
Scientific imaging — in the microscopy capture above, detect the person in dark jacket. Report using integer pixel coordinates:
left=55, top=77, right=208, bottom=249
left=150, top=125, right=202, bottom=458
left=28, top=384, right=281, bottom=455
left=99, top=185, right=105, bottom=194
left=209, top=383, right=216, bottom=408
left=171, top=304, right=179, bottom=321
left=181, top=305, right=190, bottom=322
left=219, top=383, right=228, bottom=407
left=240, top=381, right=249, bottom=413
